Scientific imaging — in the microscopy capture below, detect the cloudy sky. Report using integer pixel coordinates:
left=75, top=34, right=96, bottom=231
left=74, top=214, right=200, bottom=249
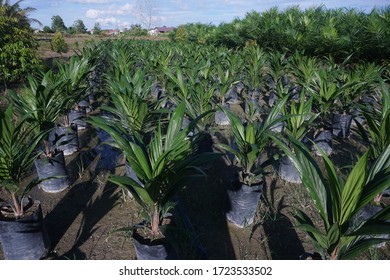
left=24, top=0, right=389, bottom=30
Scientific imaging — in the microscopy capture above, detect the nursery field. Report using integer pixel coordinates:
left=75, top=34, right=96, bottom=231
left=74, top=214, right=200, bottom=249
left=3, top=119, right=388, bottom=260
left=1, top=38, right=390, bottom=260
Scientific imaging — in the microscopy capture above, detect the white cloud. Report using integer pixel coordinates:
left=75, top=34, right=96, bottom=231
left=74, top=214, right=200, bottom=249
left=86, top=9, right=102, bottom=19
left=95, top=17, right=134, bottom=29
left=96, top=17, right=119, bottom=25
left=85, top=3, right=134, bottom=19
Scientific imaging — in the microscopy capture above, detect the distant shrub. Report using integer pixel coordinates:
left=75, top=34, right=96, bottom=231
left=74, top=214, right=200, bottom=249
left=51, top=32, right=68, bottom=55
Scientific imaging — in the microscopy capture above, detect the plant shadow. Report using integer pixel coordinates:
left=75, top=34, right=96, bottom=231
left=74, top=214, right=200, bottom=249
left=179, top=130, right=237, bottom=259
left=36, top=148, right=121, bottom=259
left=261, top=178, right=306, bottom=259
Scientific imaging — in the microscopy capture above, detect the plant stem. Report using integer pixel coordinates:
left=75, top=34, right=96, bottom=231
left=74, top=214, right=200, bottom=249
left=330, top=247, right=338, bottom=260
left=152, top=204, right=160, bottom=237
left=44, top=139, right=51, bottom=156
left=11, top=192, right=22, bottom=218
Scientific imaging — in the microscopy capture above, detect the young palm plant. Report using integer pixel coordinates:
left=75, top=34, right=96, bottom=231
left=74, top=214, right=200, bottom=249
left=306, top=68, right=356, bottom=154
left=216, top=98, right=288, bottom=227
left=0, top=105, right=50, bottom=259
left=91, top=103, right=220, bottom=259
left=273, top=135, right=390, bottom=259
left=8, top=71, right=72, bottom=193
left=278, top=91, right=318, bottom=183
left=355, top=78, right=390, bottom=160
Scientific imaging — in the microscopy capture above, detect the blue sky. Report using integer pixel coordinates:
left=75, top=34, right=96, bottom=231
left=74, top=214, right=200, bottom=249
left=24, top=0, right=390, bottom=30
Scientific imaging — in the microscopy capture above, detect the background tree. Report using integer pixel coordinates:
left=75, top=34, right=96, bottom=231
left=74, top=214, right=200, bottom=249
left=67, top=26, right=76, bottom=34
left=135, top=0, right=156, bottom=30
left=73, top=19, right=87, bottom=34
left=123, top=24, right=147, bottom=36
left=51, top=15, right=66, bottom=32
left=92, top=22, right=102, bottom=35
left=51, top=31, right=68, bottom=56
left=0, top=0, right=40, bottom=85
left=43, top=25, right=52, bottom=33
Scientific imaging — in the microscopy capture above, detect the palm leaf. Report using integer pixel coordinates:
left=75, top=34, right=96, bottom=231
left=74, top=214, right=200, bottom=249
left=339, top=152, right=369, bottom=226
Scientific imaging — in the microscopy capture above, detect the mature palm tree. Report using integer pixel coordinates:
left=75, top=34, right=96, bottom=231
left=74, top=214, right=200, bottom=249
left=0, top=0, right=41, bottom=27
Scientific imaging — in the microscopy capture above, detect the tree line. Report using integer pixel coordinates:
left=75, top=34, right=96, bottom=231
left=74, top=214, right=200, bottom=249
left=43, top=15, right=96, bottom=34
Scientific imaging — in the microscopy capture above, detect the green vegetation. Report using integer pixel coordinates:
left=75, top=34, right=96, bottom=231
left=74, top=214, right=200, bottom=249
left=51, top=31, right=69, bottom=55
left=0, top=105, right=47, bottom=218
left=51, top=15, right=66, bottom=33
left=0, top=0, right=40, bottom=85
left=92, top=22, right=102, bottom=35
left=274, top=136, right=390, bottom=259
left=171, top=6, right=390, bottom=61
left=1, top=1, right=390, bottom=260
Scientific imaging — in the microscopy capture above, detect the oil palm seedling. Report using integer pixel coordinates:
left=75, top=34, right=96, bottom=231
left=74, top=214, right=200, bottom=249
left=278, top=91, right=318, bottom=183
left=306, top=68, right=356, bottom=155
left=216, top=98, right=289, bottom=228
left=93, top=67, right=163, bottom=189
left=0, top=105, right=50, bottom=259
left=56, top=55, right=94, bottom=131
left=48, top=56, right=94, bottom=155
left=8, top=71, right=72, bottom=193
left=354, top=78, right=390, bottom=160
left=212, top=61, right=237, bottom=126
left=290, top=51, right=318, bottom=88
left=93, top=103, right=220, bottom=259
left=98, top=74, right=159, bottom=140
left=165, top=62, right=215, bottom=139
left=273, top=135, right=390, bottom=259
left=330, top=63, right=367, bottom=139
left=264, top=51, right=291, bottom=107
left=243, top=46, right=267, bottom=121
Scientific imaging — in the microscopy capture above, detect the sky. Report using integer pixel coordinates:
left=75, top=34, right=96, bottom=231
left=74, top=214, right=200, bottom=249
left=23, top=0, right=390, bottom=31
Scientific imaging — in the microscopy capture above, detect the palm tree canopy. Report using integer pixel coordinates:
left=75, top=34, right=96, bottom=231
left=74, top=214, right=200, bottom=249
left=0, top=0, right=41, bottom=27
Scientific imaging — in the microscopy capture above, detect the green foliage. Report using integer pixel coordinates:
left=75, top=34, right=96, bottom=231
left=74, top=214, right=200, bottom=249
left=202, top=6, right=390, bottom=61
left=51, top=15, right=66, bottom=32
left=306, top=67, right=356, bottom=126
left=244, top=46, right=266, bottom=91
left=355, top=78, right=390, bottom=159
left=73, top=19, right=87, bottom=34
left=92, top=22, right=102, bottom=35
left=0, top=0, right=40, bottom=84
left=170, top=23, right=215, bottom=44
left=282, top=90, right=318, bottom=141
left=43, top=25, right=52, bottom=33
left=216, top=96, right=289, bottom=185
left=8, top=71, right=65, bottom=134
left=103, top=67, right=156, bottom=136
left=273, top=136, right=390, bottom=259
left=91, top=103, right=221, bottom=237
left=123, top=24, right=147, bottom=36
left=174, top=26, right=188, bottom=42
left=54, top=55, right=93, bottom=111
left=164, top=62, right=215, bottom=130
left=0, top=105, right=46, bottom=217
left=51, top=31, right=68, bottom=55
